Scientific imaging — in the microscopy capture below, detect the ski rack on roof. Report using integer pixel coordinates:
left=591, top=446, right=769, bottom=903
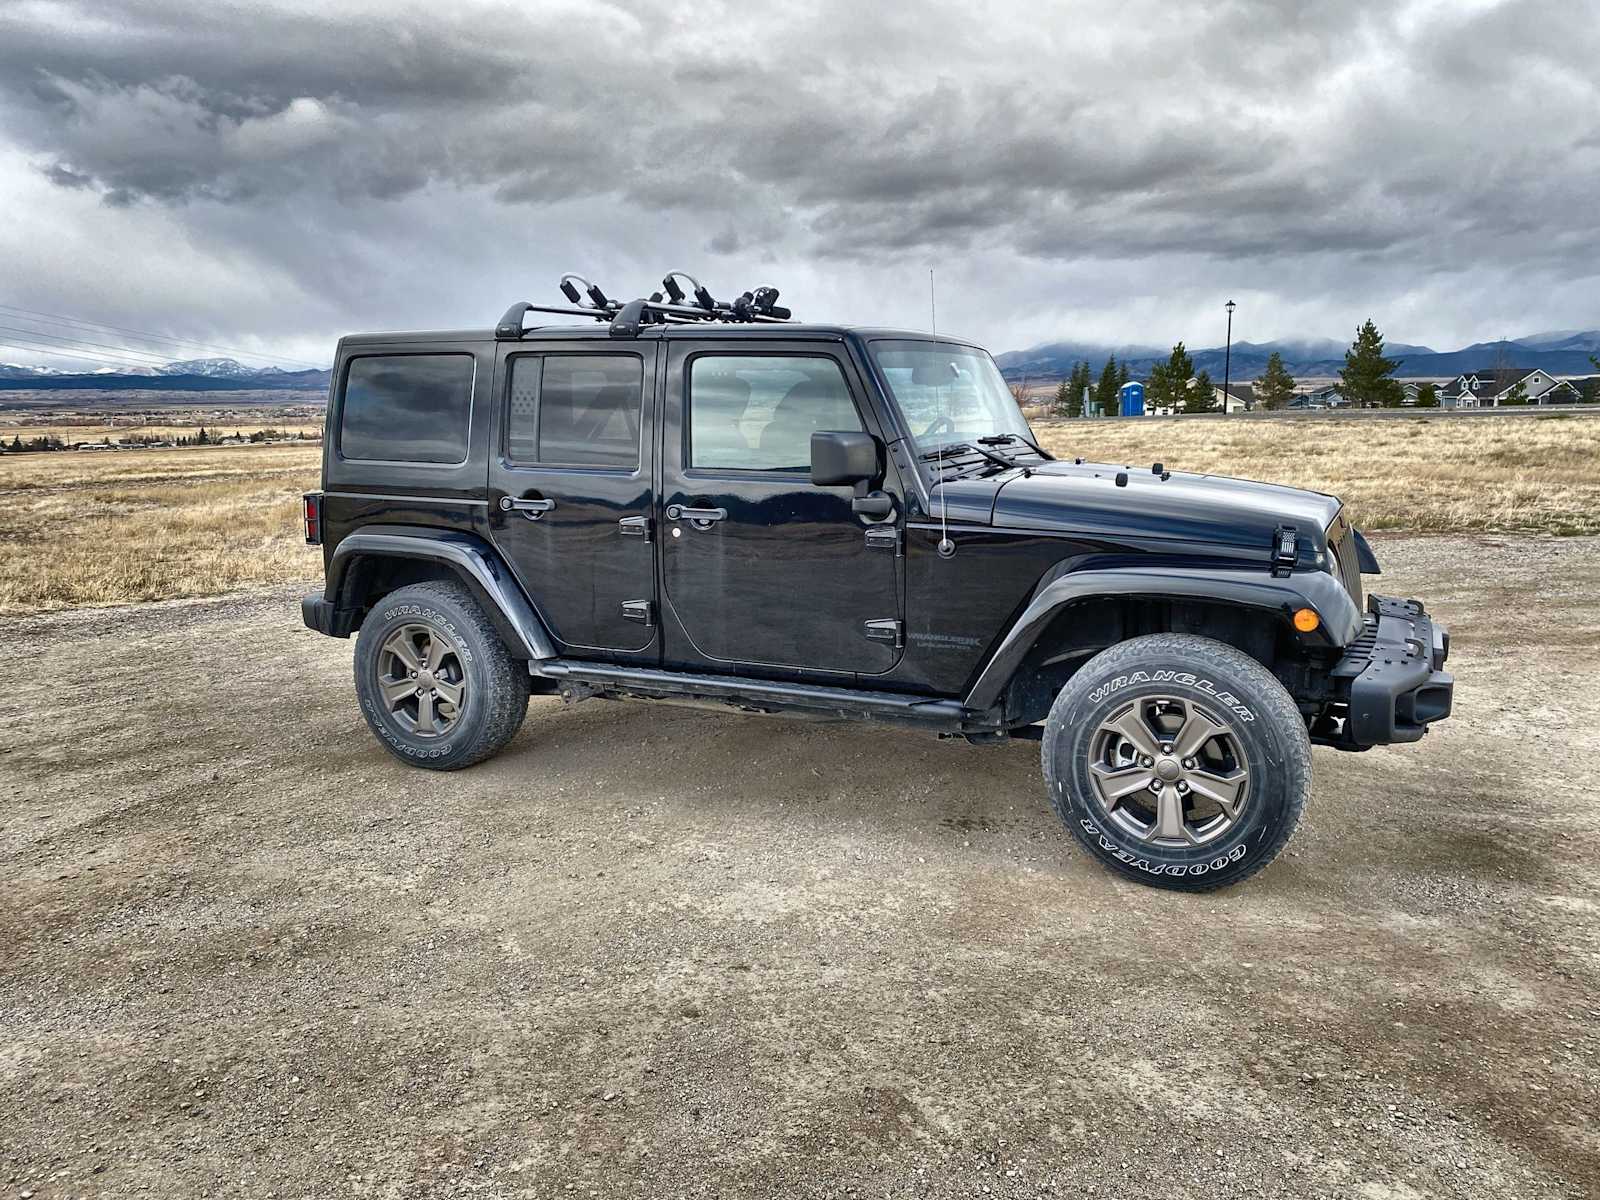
left=496, top=271, right=794, bottom=341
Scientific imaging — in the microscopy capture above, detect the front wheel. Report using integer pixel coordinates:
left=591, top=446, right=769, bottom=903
left=1041, top=633, right=1311, bottom=891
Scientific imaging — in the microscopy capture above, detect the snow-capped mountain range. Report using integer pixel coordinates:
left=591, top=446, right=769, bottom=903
left=0, top=357, right=331, bottom=391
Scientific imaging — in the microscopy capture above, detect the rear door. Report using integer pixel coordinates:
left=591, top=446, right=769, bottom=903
left=658, top=338, right=903, bottom=678
left=488, top=341, right=659, bottom=660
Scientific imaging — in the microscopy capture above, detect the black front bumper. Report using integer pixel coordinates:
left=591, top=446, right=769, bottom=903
left=1324, top=595, right=1453, bottom=747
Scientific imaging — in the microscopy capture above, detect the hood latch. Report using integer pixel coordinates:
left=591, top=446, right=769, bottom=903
left=1271, top=526, right=1298, bottom=577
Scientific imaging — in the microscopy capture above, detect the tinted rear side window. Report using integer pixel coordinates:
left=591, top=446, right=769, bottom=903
left=505, top=354, right=641, bottom=467
left=340, top=354, right=474, bottom=463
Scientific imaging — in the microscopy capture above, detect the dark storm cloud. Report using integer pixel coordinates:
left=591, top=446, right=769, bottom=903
left=0, top=0, right=1595, bottom=357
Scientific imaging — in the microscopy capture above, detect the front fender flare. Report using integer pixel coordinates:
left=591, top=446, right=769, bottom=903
left=326, top=525, right=557, bottom=661
left=962, top=566, right=1362, bottom=712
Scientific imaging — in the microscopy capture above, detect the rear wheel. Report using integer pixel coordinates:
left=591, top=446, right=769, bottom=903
left=1041, top=633, right=1310, bottom=891
left=353, top=581, right=527, bottom=770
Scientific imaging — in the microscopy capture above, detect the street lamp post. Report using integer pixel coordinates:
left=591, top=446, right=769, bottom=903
left=1223, top=300, right=1236, bottom=416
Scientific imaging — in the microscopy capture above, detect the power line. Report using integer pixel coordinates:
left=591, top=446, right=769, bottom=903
left=0, top=336, right=173, bottom=370
left=0, top=323, right=175, bottom=364
left=0, top=302, right=324, bottom=368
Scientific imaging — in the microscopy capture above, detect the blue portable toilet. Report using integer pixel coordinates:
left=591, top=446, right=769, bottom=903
left=1118, top=381, right=1145, bottom=417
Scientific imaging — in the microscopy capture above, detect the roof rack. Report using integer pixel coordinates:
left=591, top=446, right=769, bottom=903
left=496, top=271, right=794, bottom=340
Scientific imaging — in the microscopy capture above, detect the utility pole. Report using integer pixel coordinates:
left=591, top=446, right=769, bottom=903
left=1223, top=299, right=1237, bottom=416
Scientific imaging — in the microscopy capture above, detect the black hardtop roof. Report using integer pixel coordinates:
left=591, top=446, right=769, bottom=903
left=338, top=325, right=986, bottom=351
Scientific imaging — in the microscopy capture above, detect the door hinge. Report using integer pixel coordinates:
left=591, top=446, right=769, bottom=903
left=864, top=618, right=903, bottom=648
left=864, top=524, right=902, bottom=555
left=621, top=600, right=655, bottom=626
left=619, top=515, right=653, bottom=542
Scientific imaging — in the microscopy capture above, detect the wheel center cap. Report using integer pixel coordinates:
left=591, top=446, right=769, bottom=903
left=1154, top=756, right=1182, bottom=782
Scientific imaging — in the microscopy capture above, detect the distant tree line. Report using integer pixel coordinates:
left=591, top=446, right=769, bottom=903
left=1, top=427, right=319, bottom=453
left=1038, top=316, right=1600, bottom=416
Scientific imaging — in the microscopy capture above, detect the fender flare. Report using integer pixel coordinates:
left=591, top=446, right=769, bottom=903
left=961, top=566, right=1362, bottom=712
left=325, top=525, right=558, bottom=661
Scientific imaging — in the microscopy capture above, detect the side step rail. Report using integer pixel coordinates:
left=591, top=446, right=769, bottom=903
left=532, top=659, right=989, bottom=729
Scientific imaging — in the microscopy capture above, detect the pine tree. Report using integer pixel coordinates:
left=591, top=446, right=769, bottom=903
left=1118, top=360, right=1131, bottom=387
left=1337, top=319, right=1403, bottom=408
left=1146, top=343, right=1195, bottom=413
left=1254, top=352, right=1296, bottom=410
left=8, top=435, right=20, bottom=452
left=1052, top=380, right=1071, bottom=416
left=1415, top=382, right=1439, bottom=408
left=1093, top=356, right=1120, bottom=415
left=1183, top=369, right=1218, bottom=414
left=1066, top=361, right=1090, bottom=417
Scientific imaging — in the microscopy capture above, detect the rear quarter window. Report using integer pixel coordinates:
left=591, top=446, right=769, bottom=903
left=339, top=353, right=475, bottom=464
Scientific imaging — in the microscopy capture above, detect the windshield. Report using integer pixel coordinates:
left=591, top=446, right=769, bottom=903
left=870, top=340, right=1036, bottom=455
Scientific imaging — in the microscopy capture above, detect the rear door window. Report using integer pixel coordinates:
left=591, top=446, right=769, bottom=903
left=504, top=354, right=642, bottom=468
left=339, top=354, right=474, bottom=464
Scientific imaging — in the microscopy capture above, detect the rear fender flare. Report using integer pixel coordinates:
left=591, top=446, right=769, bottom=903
left=326, top=525, right=557, bottom=661
left=962, top=566, right=1361, bottom=712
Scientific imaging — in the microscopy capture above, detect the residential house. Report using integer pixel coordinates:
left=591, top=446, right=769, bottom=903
left=1440, top=367, right=1582, bottom=408
left=1214, top=383, right=1253, bottom=413
left=1289, top=384, right=1347, bottom=410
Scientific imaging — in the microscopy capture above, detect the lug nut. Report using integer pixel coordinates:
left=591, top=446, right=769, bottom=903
left=1183, top=757, right=1197, bottom=769
left=1140, top=756, right=1153, bottom=768
left=1177, top=781, right=1190, bottom=794
left=1160, top=743, right=1173, bottom=754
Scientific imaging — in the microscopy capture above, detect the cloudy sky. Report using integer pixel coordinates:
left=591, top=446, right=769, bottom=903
left=0, top=0, right=1596, bottom=369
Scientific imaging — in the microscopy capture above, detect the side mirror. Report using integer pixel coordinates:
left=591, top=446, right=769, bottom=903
left=810, top=430, right=880, bottom=487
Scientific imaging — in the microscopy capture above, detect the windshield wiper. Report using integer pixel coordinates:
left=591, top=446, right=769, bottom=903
left=918, top=441, right=1020, bottom=473
left=978, top=432, right=1053, bottom=461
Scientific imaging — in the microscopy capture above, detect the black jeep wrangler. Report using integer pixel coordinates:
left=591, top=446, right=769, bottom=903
left=301, top=274, right=1453, bottom=891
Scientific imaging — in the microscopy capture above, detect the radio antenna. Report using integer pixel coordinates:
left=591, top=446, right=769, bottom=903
left=929, top=267, right=937, bottom=336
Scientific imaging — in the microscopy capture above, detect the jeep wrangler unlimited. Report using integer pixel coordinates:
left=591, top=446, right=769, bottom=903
left=301, top=273, right=1453, bottom=891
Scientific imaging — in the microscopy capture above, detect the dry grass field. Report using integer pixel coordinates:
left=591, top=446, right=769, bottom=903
left=0, top=441, right=320, bottom=613
left=2, top=410, right=1597, bottom=614
left=1034, top=410, right=1600, bottom=536
left=4, top=421, right=323, bottom=443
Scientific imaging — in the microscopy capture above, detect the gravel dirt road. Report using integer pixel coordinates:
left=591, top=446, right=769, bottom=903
left=3, top=535, right=1597, bottom=1199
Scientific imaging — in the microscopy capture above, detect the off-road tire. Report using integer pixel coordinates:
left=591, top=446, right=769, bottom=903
left=1041, top=633, right=1310, bottom=892
left=353, top=581, right=527, bottom=770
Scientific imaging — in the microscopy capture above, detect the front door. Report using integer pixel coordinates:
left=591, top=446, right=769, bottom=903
left=489, top=342, right=658, bottom=659
left=659, top=341, right=902, bottom=677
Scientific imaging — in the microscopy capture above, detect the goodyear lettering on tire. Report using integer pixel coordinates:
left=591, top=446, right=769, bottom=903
left=1078, top=818, right=1246, bottom=877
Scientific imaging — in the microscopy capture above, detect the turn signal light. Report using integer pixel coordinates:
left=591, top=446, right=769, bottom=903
left=1292, top=607, right=1320, bottom=633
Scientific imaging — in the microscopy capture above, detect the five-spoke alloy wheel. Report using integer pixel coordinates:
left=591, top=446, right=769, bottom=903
left=377, top=623, right=469, bottom=738
left=1088, top=695, right=1250, bottom=848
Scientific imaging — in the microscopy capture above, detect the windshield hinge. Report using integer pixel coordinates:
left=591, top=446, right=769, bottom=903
left=620, top=599, right=655, bottom=626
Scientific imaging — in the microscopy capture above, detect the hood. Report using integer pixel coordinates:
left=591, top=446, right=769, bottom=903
left=982, top=460, right=1342, bottom=550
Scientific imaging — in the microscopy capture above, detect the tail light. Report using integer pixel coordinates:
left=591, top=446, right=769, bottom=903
left=303, top=491, right=323, bottom=544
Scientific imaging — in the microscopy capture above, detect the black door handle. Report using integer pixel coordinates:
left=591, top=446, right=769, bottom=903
left=499, top=496, right=556, bottom=520
left=665, top=504, right=727, bottom=525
